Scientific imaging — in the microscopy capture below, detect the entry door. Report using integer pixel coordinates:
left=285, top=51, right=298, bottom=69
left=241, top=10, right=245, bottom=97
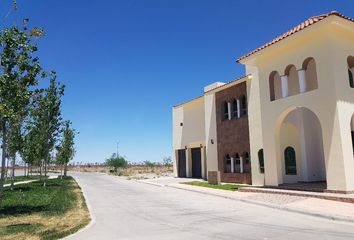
left=191, top=148, right=202, bottom=178
left=178, top=149, right=186, bottom=177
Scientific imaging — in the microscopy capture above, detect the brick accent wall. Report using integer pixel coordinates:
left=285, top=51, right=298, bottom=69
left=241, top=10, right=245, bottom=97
left=215, top=82, right=252, bottom=184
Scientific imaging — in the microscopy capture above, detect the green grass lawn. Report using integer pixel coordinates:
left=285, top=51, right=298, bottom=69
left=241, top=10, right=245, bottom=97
left=181, top=181, right=242, bottom=191
left=0, top=176, right=90, bottom=240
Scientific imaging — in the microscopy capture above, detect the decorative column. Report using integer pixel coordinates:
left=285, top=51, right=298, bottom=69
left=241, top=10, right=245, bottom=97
left=230, top=157, right=234, bottom=173
left=227, top=102, right=231, bottom=120
left=240, top=157, right=244, bottom=173
left=298, top=69, right=307, bottom=93
left=237, top=100, right=241, bottom=118
left=281, top=75, right=289, bottom=98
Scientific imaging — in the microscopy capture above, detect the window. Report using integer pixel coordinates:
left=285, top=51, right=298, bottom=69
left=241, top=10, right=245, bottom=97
left=240, top=95, right=247, bottom=116
left=349, top=69, right=354, bottom=88
left=284, top=147, right=297, bottom=175
left=352, top=131, right=354, bottom=155
left=234, top=153, right=240, bottom=173
left=232, top=99, right=238, bottom=118
left=223, top=102, right=229, bottom=120
left=224, top=154, right=231, bottom=173
left=348, top=56, right=354, bottom=88
left=258, top=149, right=264, bottom=173
left=243, top=151, right=250, bottom=173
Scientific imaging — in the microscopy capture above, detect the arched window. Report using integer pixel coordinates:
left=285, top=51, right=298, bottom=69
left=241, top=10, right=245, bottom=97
left=258, top=149, right=264, bottom=173
left=347, top=56, right=354, bottom=88
left=284, top=147, right=297, bottom=175
left=232, top=99, right=239, bottom=118
left=234, top=152, right=240, bottom=173
left=224, top=154, right=231, bottom=173
left=269, top=71, right=282, bottom=101
left=351, top=114, right=354, bottom=155
left=223, top=101, right=229, bottom=120
left=240, top=95, right=247, bottom=116
left=285, top=65, right=299, bottom=96
left=302, top=57, right=318, bottom=91
left=243, top=151, right=250, bottom=173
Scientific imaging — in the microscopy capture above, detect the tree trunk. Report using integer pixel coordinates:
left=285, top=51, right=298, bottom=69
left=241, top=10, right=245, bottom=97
left=39, top=161, right=43, bottom=183
left=64, top=163, right=67, bottom=177
left=43, top=159, right=47, bottom=187
left=0, top=120, right=7, bottom=196
left=10, top=155, right=15, bottom=190
left=5, top=157, right=10, bottom=180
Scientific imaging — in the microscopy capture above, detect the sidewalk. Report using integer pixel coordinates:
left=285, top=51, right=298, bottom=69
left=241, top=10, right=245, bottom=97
left=3, top=175, right=58, bottom=187
left=138, top=177, right=354, bottom=223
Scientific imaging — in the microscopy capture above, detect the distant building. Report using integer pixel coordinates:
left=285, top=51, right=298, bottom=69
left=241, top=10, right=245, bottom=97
left=172, top=11, right=354, bottom=193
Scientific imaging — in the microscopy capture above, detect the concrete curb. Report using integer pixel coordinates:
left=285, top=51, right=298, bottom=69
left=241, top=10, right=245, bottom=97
left=152, top=183, right=354, bottom=224
left=63, top=175, right=96, bottom=240
left=135, top=179, right=166, bottom=187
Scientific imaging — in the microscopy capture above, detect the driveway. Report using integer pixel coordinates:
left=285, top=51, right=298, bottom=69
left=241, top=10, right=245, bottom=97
left=66, top=172, right=354, bottom=240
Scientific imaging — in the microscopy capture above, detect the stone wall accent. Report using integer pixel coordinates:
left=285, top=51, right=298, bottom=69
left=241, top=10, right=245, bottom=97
left=215, top=81, right=252, bottom=184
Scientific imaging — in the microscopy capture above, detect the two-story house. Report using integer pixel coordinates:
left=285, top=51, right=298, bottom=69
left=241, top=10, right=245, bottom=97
left=172, top=11, right=354, bottom=193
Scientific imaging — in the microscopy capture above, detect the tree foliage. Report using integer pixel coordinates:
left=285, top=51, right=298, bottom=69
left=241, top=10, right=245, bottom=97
left=106, top=153, right=128, bottom=172
left=56, top=121, right=77, bottom=176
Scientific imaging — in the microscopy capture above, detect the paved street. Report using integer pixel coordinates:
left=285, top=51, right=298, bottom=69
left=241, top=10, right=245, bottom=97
left=67, top=172, right=354, bottom=240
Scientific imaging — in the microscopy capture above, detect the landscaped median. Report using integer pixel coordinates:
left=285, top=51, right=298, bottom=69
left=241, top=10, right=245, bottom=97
left=181, top=181, right=243, bottom=191
left=0, top=176, right=90, bottom=240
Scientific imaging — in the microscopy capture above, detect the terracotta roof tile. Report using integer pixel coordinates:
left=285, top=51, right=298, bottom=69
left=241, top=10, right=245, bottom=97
left=237, top=11, right=354, bottom=62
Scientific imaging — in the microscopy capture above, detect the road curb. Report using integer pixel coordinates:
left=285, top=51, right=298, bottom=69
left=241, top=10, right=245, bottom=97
left=135, top=179, right=166, bottom=187
left=166, top=184, right=354, bottom=224
left=64, top=174, right=96, bottom=240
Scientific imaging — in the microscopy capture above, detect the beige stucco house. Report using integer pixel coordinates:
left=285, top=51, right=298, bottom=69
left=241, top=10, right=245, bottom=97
left=173, top=11, right=354, bottom=193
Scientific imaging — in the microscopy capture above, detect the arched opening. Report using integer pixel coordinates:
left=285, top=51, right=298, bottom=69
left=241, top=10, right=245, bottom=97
left=269, top=71, right=281, bottom=101
left=351, top=114, right=354, bottom=155
left=224, top=154, right=231, bottom=173
left=233, top=152, right=240, bottom=173
left=302, top=57, right=318, bottom=91
left=285, top=65, right=300, bottom=96
left=223, top=101, right=229, bottom=120
left=284, top=146, right=297, bottom=175
left=242, top=151, right=251, bottom=173
left=240, top=95, right=247, bottom=116
left=258, top=149, right=264, bottom=173
left=347, top=56, right=354, bottom=88
left=278, top=107, right=326, bottom=183
left=232, top=99, right=239, bottom=118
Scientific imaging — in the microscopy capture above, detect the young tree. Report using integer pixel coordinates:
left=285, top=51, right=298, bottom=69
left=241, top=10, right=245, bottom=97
left=105, top=153, right=128, bottom=173
left=29, top=73, right=64, bottom=186
left=0, top=23, right=44, bottom=194
left=56, top=120, right=76, bottom=177
left=7, top=120, right=23, bottom=190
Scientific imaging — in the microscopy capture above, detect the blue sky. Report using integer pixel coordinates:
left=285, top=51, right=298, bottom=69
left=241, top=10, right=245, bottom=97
left=1, top=0, right=353, bottom=164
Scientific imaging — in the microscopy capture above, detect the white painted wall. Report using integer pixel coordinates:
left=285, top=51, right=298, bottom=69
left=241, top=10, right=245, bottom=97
left=204, top=92, right=218, bottom=172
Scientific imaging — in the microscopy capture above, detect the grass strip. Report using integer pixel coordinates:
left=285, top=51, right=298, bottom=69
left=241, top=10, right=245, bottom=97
left=181, top=181, right=242, bottom=191
left=0, top=176, right=90, bottom=240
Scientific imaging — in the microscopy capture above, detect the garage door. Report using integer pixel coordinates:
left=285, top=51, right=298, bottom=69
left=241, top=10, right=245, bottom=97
left=191, top=148, right=202, bottom=178
left=177, top=149, right=186, bottom=177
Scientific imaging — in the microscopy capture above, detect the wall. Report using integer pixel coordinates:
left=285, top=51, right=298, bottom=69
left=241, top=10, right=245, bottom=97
left=215, top=82, right=251, bottom=184
left=172, top=97, right=206, bottom=177
left=241, top=15, right=354, bottom=192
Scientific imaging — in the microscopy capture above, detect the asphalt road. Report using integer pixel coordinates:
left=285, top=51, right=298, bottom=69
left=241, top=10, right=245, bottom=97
left=66, top=172, right=354, bottom=240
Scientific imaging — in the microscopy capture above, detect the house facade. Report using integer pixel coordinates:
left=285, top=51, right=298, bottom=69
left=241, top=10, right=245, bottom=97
left=172, top=11, right=354, bottom=193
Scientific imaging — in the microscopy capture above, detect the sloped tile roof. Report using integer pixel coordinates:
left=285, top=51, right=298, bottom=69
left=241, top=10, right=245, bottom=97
left=237, top=11, right=354, bottom=62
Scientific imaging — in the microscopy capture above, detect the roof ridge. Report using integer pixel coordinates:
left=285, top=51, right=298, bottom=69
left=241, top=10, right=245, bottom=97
left=237, top=11, right=353, bottom=62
